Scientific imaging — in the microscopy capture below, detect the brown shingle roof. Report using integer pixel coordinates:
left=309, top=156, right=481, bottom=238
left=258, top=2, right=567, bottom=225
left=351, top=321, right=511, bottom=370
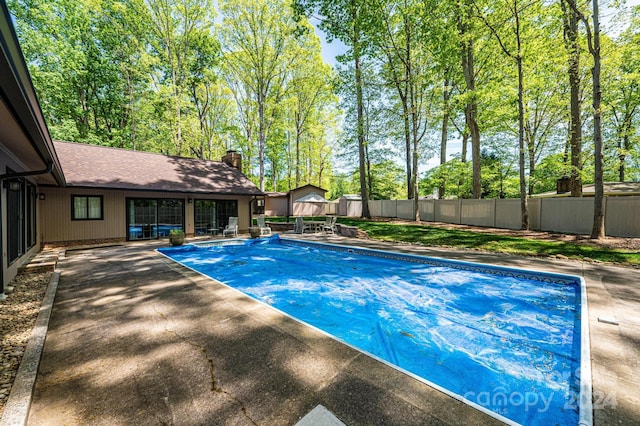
left=533, top=181, right=640, bottom=198
left=53, top=141, right=262, bottom=195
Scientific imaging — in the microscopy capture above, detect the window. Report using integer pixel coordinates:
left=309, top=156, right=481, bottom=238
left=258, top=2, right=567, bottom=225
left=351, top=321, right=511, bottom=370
left=253, top=198, right=265, bottom=215
left=72, top=195, right=103, bottom=220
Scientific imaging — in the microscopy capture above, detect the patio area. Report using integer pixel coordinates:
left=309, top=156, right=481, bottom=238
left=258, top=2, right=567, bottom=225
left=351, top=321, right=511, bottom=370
left=7, top=235, right=640, bottom=425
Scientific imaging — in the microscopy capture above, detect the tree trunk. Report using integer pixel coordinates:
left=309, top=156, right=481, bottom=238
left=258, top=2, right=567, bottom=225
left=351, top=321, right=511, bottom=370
left=618, top=113, right=633, bottom=182
left=353, top=1, right=370, bottom=218
left=439, top=76, right=451, bottom=199
left=618, top=136, right=625, bottom=182
left=563, top=0, right=583, bottom=197
left=296, top=116, right=301, bottom=188
left=405, top=21, right=419, bottom=221
left=515, top=6, right=529, bottom=230
left=590, top=0, right=604, bottom=239
left=258, top=90, right=266, bottom=192
left=459, top=7, right=481, bottom=199
left=404, top=106, right=412, bottom=199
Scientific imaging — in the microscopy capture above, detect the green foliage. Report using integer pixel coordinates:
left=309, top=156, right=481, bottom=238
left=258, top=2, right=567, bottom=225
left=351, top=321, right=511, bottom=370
left=8, top=0, right=640, bottom=202
left=420, top=159, right=473, bottom=199
left=9, top=0, right=338, bottom=194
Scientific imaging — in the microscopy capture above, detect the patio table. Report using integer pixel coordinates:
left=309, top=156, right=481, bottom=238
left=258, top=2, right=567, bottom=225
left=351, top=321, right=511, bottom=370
left=303, top=220, right=325, bottom=233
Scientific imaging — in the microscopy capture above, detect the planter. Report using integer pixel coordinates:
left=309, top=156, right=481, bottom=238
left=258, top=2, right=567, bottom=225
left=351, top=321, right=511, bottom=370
left=169, top=231, right=185, bottom=246
left=248, top=227, right=261, bottom=239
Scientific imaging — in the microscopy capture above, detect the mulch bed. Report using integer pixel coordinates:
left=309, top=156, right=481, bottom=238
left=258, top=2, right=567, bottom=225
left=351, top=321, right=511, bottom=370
left=0, top=272, right=51, bottom=417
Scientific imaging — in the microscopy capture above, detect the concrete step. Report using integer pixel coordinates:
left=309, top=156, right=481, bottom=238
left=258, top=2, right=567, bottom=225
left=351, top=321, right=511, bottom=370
left=18, top=251, right=60, bottom=274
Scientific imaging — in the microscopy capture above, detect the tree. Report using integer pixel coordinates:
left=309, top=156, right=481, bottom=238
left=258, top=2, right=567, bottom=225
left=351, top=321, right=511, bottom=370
left=220, top=0, right=295, bottom=191
left=146, top=0, right=217, bottom=156
left=287, top=21, right=335, bottom=188
left=605, top=8, right=640, bottom=182
left=9, top=0, right=153, bottom=148
left=457, top=0, right=482, bottom=199
left=295, top=0, right=372, bottom=218
left=475, top=0, right=535, bottom=229
left=370, top=0, right=434, bottom=220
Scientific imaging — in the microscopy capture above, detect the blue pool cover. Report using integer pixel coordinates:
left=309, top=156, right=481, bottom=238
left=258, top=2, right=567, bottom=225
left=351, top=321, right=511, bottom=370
left=158, top=235, right=590, bottom=426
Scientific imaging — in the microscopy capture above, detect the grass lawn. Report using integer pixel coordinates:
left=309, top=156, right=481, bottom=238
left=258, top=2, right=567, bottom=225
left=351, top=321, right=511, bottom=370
left=266, top=216, right=639, bottom=267
left=334, top=218, right=640, bottom=267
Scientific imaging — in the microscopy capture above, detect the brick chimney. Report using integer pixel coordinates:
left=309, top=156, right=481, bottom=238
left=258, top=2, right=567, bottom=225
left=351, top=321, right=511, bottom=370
left=556, top=175, right=571, bottom=194
left=222, top=150, right=242, bottom=172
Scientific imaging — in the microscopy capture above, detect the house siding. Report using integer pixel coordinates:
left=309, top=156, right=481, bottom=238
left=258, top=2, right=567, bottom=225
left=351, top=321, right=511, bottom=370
left=265, top=196, right=289, bottom=216
left=40, top=187, right=253, bottom=244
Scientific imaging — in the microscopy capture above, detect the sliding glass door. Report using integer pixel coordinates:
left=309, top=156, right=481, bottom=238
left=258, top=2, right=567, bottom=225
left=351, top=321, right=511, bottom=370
left=6, top=180, right=24, bottom=263
left=127, top=198, right=183, bottom=240
left=194, top=200, right=237, bottom=235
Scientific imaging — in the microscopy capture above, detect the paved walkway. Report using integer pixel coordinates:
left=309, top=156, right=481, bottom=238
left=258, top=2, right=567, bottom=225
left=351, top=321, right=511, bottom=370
left=24, top=236, right=640, bottom=425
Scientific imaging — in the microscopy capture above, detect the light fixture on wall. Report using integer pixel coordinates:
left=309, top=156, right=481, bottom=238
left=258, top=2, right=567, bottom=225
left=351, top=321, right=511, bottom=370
left=3, top=180, right=21, bottom=191
left=187, top=198, right=193, bottom=203
left=38, top=193, right=46, bottom=200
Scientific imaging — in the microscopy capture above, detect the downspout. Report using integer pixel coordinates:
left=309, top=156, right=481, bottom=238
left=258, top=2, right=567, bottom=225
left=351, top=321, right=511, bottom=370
left=251, top=196, right=257, bottom=229
left=286, top=192, right=291, bottom=222
left=0, top=162, right=53, bottom=300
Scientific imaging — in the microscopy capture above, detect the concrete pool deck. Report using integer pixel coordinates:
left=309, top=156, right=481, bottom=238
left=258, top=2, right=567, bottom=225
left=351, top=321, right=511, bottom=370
left=15, top=235, right=640, bottom=425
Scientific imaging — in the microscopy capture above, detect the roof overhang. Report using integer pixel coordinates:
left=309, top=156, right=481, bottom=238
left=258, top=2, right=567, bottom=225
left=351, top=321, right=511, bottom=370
left=0, top=2, right=64, bottom=186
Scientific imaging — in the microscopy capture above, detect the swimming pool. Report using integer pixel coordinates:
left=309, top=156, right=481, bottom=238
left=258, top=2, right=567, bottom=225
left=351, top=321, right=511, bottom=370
left=158, top=235, right=592, bottom=426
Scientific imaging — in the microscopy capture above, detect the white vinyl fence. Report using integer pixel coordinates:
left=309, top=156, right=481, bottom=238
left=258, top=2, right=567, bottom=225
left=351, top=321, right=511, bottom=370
left=340, top=197, right=640, bottom=238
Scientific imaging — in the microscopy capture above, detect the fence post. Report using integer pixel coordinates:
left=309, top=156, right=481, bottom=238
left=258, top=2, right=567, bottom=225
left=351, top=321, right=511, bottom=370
left=603, top=195, right=608, bottom=237
left=493, top=199, right=497, bottom=227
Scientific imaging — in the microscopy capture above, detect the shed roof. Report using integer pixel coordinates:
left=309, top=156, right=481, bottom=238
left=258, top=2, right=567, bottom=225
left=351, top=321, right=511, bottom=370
left=265, top=192, right=288, bottom=198
left=291, top=183, right=327, bottom=194
left=53, top=141, right=262, bottom=195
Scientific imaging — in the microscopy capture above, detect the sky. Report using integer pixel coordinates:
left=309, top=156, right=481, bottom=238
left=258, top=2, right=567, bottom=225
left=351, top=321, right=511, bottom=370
left=312, top=1, right=640, bottom=173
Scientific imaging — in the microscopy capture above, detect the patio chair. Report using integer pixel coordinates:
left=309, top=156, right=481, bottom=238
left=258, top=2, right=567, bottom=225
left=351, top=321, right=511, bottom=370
left=323, top=216, right=337, bottom=234
left=294, top=216, right=310, bottom=234
left=256, top=216, right=272, bottom=236
left=222, top=217, right=238, bottom=238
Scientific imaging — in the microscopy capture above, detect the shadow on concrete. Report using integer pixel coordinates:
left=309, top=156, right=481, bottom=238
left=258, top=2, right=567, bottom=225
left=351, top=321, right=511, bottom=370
left=26, top=237, right=639, bottom=425
left=28, top=242, right=502, bottom=425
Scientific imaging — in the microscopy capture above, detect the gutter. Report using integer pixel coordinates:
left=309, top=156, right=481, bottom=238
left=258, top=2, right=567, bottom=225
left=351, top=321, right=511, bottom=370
left=0, top=162, right=53, bottom=182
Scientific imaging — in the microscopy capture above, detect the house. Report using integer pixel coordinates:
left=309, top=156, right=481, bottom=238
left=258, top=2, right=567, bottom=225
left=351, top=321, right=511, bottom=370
left=39, top=143, right=263, bottom=245
left=1, top=2, right=66, bottom=295
left=0, top=3, right=262, bottom=291
left=265, top=184, right=328, bottom=217
left=533, top=181, right=640, bottom=198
